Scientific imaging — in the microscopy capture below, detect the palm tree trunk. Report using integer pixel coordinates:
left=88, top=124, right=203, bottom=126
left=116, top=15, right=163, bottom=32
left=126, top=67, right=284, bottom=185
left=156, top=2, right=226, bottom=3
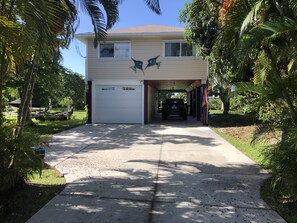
left=219, top=87, right=230, bottom=115
left=17, top=53, right=38, bottom=136
left=263, top=45, right=297, bottom=121
left=0, top=43, right=7, bottom=121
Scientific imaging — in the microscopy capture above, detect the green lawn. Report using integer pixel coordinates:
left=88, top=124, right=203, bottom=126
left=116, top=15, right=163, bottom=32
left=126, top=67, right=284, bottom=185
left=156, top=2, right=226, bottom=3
left=28, top=167, right=66, bottom=185
left=28, top=110, right=87, bottom=136
left=4, top=110, right=87, bottom=136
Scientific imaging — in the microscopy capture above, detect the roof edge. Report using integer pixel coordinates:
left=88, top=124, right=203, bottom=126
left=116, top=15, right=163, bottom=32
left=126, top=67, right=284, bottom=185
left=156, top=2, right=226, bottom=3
left=75, top=31, right=185, bottom=44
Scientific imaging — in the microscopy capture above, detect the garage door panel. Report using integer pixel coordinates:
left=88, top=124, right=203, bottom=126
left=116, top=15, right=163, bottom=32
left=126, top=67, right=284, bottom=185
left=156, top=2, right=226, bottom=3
left=96, top=108, right=142, bottom=123
left=94, top=85, right=142, bottom=124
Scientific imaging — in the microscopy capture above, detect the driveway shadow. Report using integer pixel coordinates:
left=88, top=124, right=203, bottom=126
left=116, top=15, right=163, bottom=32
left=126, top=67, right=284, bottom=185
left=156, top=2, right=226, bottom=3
left=28, top=161, right=284, bottom=223
left=30, top=124, right=285, bottom=223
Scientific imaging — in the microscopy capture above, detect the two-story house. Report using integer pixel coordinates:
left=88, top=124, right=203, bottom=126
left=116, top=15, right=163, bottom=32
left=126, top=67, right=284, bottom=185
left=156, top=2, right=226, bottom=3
left=76, top=25, right=208, bottom=125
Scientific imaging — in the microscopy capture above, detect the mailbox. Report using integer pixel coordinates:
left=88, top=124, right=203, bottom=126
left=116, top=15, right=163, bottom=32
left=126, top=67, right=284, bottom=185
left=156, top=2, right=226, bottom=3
left=34, top=147, right=45, bottom=159
left=34, top=147, right=45, bottom=177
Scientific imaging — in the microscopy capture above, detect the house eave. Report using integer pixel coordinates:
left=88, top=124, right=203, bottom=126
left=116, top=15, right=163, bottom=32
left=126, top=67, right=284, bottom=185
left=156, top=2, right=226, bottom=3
left=75, top=32, right=184, bottom=44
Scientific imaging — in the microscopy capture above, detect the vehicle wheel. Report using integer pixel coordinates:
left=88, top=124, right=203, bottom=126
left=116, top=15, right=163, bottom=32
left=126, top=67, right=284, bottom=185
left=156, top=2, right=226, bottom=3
left=183, top=116, right=187, bottom=120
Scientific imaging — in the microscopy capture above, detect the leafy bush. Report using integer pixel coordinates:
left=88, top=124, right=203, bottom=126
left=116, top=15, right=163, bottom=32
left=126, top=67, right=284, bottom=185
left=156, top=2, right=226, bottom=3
left=35, top=114, right=69, bottom=121
left=0, top=122, right=42, bottom=191
left=208, top=98, right=221, bottom=110
left=230, top=95, right=245, bottom=111
left=264, top=126, right=297, bottom=197
left=59, top=97, right=72, bottom=108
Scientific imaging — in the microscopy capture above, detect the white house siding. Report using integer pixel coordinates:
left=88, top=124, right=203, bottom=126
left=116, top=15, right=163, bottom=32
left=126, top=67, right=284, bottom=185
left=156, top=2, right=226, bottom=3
left=87, top=38, right=208, bottom=81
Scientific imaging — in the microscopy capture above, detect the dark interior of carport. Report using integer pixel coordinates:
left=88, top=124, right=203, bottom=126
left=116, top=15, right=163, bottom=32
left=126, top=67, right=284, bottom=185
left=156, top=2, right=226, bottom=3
left=144, top=80, right=208, bottom=125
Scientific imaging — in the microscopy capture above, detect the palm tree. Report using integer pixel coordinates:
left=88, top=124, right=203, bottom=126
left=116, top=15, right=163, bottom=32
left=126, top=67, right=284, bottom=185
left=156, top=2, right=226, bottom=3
left=223, top=0, right=297, bottom=120
left=223, top=0, right=297, bottom=196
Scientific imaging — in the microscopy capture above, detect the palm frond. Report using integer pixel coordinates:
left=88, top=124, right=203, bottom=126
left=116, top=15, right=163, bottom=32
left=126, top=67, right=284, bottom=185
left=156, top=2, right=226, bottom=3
left=288, top=0, right=297, bottom=13
left=79, top=0, right=107, bottom=46
left=235, top=82, right=264, bottom=95
left=99, top=0, right=120, bottom=29
left=240, top=0, right=264, bottom=36
left=259, top=17, right=297, bottom=38
left=143, top=0, right=161, bottom=14
left=252, top=122, right=277, bottom=144
left=253, top=52, right=270, bottom=85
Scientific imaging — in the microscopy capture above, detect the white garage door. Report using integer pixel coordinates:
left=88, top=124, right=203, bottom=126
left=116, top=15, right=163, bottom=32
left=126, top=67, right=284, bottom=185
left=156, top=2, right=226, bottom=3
left=94, top=85, right=142, bottom=123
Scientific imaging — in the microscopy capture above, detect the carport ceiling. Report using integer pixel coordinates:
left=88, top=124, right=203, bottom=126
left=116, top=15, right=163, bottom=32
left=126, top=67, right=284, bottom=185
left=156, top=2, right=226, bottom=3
left=148, top=80, right=200, bottom=91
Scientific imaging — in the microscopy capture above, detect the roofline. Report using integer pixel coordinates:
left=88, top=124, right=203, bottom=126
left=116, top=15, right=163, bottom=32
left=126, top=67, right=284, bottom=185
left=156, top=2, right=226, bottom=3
left=75, top=31, right=185, bottom=44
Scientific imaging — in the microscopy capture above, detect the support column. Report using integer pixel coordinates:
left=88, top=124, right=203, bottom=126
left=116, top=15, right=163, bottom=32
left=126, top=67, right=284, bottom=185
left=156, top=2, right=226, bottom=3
left=192, top=89, right=196, bottom=118
left=197, top=87, right=201, bottom=121
left=144, top=80, right=148, bottom=124
left=202, top=83, right=208, bottom=125
left=86, top=81, right=92, bottom=124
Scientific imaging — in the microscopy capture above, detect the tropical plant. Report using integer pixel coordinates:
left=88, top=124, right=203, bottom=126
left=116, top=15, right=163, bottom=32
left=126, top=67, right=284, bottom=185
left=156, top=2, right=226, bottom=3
left=0, top=121, right=42, bottom=191
left=208, top=98, right=221, bottom=110
left=223, top=0, right=297, bottom=196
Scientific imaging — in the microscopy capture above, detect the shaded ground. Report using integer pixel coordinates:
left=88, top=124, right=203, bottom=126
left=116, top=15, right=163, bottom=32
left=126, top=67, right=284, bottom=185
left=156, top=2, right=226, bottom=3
left=209, top=113, right=258, bottom=128
left=0, top=183, right=64, bottom=223
left=261, top=178, right=297, bottom=223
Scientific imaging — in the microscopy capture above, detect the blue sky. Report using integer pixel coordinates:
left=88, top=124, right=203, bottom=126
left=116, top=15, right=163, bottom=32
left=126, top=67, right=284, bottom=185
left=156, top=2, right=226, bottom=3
left=61, top=0, right=190, bottom=76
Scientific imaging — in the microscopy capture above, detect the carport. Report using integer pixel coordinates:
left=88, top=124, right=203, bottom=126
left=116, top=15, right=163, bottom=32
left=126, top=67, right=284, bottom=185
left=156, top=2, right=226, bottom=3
left=143, top=80, right=208, bottom=125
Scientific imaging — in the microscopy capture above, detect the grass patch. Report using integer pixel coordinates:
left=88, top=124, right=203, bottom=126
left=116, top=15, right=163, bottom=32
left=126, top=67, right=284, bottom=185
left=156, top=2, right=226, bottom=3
left=3, top=112, right=17, bottom=122
left=28, top=167, right=65, bottom=185
left=27, top=110, right=86, bottom=136
left=211, top=127, right=266, bottom=165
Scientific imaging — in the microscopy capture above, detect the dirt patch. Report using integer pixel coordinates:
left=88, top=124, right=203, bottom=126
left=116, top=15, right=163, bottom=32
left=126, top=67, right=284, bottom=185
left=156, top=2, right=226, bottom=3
left=217, top=126, right=256, bottom=144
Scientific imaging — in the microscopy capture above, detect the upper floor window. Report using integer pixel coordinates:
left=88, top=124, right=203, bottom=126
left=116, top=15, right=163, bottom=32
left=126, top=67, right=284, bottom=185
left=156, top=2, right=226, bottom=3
left=99, top=42, right=130, bottom=58
left=164, top=41, right=195, bottom=57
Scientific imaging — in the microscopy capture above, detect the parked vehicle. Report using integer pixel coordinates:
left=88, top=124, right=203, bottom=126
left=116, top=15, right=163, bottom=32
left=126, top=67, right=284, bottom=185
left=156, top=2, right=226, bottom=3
left=162, top=99, right=187, bottom=120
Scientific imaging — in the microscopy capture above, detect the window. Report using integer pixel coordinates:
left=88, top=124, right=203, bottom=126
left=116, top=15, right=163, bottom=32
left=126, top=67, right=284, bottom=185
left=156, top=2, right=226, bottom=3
left=164, top=41, right=194, bottom=57
left=181, top=43, right=193, bottom=56
left=99, top=42, right=130, bottom=58
left=165, top=42, right=180, bottom=57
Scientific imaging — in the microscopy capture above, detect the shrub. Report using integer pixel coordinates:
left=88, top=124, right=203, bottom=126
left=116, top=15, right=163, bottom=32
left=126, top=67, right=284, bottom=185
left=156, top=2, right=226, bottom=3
left=0, top=122, right=41, bottom=191
left=230, top=95, right=245, bottom=111
left=264, top=126, right=297, bottom=197
left=208, top=98, right=221, bottom=110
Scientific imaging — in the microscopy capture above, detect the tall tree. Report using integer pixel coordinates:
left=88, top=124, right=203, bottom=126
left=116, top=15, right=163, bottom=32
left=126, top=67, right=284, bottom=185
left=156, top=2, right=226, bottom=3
left=180, top=0, right=239, bottom=114
left=61, top=69, right=85, bottom=110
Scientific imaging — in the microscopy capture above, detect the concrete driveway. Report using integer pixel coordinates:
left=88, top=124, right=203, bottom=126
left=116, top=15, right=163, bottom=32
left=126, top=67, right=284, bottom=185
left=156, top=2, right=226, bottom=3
left=27, top=123, right=285, bottom=223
